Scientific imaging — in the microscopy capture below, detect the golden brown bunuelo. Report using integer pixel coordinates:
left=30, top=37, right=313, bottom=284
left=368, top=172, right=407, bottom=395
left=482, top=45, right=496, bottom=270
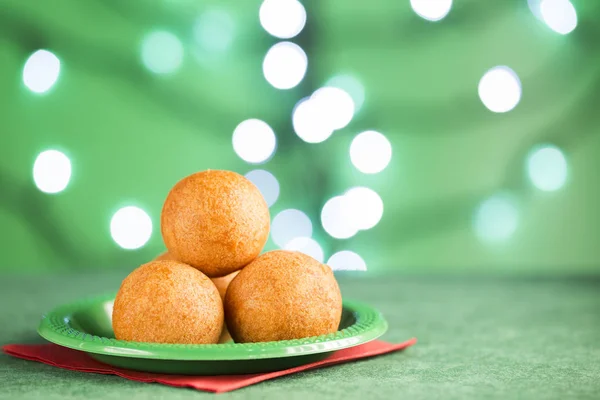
left=225, top=250, right=342, bottom=343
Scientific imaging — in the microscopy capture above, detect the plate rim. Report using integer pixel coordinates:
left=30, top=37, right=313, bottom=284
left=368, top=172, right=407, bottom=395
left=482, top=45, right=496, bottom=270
left=38, top=292, right=388, bottom=361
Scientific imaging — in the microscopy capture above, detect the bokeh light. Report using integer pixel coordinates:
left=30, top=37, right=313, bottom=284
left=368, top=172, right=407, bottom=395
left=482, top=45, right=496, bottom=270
left=540, top=0, right=577, bottom=35
left=478, top=66, right=522, bottom=113
left=271, top=209, right=312, bottom=247
left=321, top=196, right=358, bottom=240
left=110, top=206, right=153, bottom=250
left=526, top=145, right=567, bottom=192
left=474, top=194, right=519, bottom=243
left=327, top=251, right=367, bottom=271
left=326, top=75, right=365, bottom=113
left=22, top=50, right=61, bottom=94
left=311, top=87, right=355, bottom=130
left=350, top=130, right=392, bottom=174
left=293, top=87, right=356, bottom=143
left=141, top=31, right=184, bottom=74
left=262, top=42, right=307, bottom=90
left=292, top=97, right=334, bottom=144
left=259, top=0, right=306, bottom=39
left=232, top=119, right=277, bottom=164
left=245, top=169, right=280, bottom=207
left=194, top=9, right=235, bottom=52
left=345, top=187, right=383, bottom=230
left=410, top=0, right=452, bottom=22
left=284, top=237, right=324, bottom=263
left=527, top=0, right=543, bottom=20
left=33, top=150, right=72, bottom=194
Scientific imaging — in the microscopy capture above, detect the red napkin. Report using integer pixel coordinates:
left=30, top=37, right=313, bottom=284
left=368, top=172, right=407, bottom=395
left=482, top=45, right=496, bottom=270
left=3, top=338, right=416, bottom=393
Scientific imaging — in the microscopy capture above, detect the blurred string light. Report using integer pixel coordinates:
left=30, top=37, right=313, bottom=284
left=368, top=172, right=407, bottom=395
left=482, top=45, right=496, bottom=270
left=33, top=150, right=72, bottom=194
left=284, top=237, right=324, bottom=263
left=22, top=50, right=61, bottom=94
left=326, top=75, right=365, bottom=113
left=350, top=130, right=392, bottom=174
left=540, top=0, right=577, bottom=35
left=263, top=41, right=307, bottom=90
left=232, top=119, right=277, bottom=164
left=312, top=87, right=355, bottom=130
left=410, top=0, right=452, bottom=22
left=473, top=193, right=519, bottom=243
left=259, top=0, right=306, bottom=39
left=292, top=87, right=355, bottom=143
left=526, top=145, right=567, bottom=191
left=292, top=97, right=334, bottom=143
left=245, top=169, right=280, bottom=207
left=141, top=31, right=184, bottom=74
left=321, top=196, right=358, bottom=239
left=110, top=206, right=153, bottom=250
left=327, top=251, right=367, bottom=271
left=253, top=1, right=369, bottom=270
left=345, top=187, right=384, bottom=230
left=321, top=187, right=383, bottom=239
left=271, top=209, right=312, bottom=247
left=478, top=66, right=522, bottom=113
left=527, top=0, right=544, bottom=20
left=194, top=9, right=235, bottom=52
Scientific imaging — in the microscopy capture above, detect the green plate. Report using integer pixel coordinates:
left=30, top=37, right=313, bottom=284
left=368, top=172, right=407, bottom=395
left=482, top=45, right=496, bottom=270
left=37, top=293, right=388, bottom=375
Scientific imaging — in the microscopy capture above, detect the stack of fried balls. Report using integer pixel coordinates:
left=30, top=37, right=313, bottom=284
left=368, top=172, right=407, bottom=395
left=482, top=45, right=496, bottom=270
left=112, top=170, right=343, bottom=344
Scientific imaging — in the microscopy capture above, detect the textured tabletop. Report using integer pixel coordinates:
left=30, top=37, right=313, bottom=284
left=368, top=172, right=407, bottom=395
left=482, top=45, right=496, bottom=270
left=1, top=272, right=599, bottom=399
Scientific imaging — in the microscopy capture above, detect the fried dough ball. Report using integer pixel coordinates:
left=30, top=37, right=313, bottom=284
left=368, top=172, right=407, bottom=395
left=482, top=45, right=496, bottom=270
left=112, top=260, right=223, bottom=344
left=211, top=271, right=240, bottom=301
left=148, top=255, right=238, bottom=343
left=211, top=271, right=239, bottom=344
left=224, top=250, right=342, bottom=343
left=218, top=328, right=233, bottom=344
left=161, top=170, right=270, bottom=277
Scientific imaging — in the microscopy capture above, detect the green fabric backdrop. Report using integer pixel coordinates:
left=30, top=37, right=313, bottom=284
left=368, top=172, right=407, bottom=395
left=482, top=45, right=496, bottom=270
left=1, top=0, right=599, bottom=273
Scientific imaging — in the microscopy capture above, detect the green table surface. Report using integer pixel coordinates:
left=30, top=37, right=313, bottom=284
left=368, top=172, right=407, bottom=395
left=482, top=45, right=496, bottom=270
left=1, top=272, right=599, bottom=399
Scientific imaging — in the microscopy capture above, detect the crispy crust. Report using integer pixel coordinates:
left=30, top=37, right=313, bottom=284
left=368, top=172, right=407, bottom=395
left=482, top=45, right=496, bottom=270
left=112, top=260, right=223, bottom=344
left=212, top=270, right=239, bottom=343
left=224, top=250, right=343, bottom=343
left=161, top=170, right=270, bottom=277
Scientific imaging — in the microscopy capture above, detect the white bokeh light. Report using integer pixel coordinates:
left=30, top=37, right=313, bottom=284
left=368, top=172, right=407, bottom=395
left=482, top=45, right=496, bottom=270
left=473, top=194, right=519, bottom=243
left=321, top=196, right=358, bottom=240
left=292, top=87, right=355, bottom=144
left=345, top=187, right=384, bottom=230
left=259, top=0, right=306, bottom=39
left=263, top=42, right=307, bottom=90
left=245, top=169, right=280, bottom=207
left=141, top=31, right=184, bottom=74
left=327, top=251, right=367, bottom=271
left=33, top=150, right=72, bottom=194
left=540, top=0, right=577, bottom=35
left=194, top=9, right=235, bottom=52
left=528, top=0, right=543, bottom=20
left=271, top=209, right=312, bottom=247
left=284, top=237, right=324, bottom=263
left=526, top=145, right=567, bottom=192
left=22, top=50, right=61, bottom=94
left=311, top=87, right=355, bottom=130
left=350, top=130, right=392, bottom=174
left=110, top=206, right=153, bottom=250
left=478, top=66, right=522, bottom=113
left=292, top=98, right=334, bottom=144
left=326, top=75, right=365, bottom=113
left=232, top=119, right=277, bottom=164
left=410, top=0, right=452, bottom=21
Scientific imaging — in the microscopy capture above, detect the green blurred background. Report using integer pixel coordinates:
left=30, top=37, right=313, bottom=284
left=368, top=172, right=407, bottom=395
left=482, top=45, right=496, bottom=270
left=1, top=0, right=599, bottom=274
